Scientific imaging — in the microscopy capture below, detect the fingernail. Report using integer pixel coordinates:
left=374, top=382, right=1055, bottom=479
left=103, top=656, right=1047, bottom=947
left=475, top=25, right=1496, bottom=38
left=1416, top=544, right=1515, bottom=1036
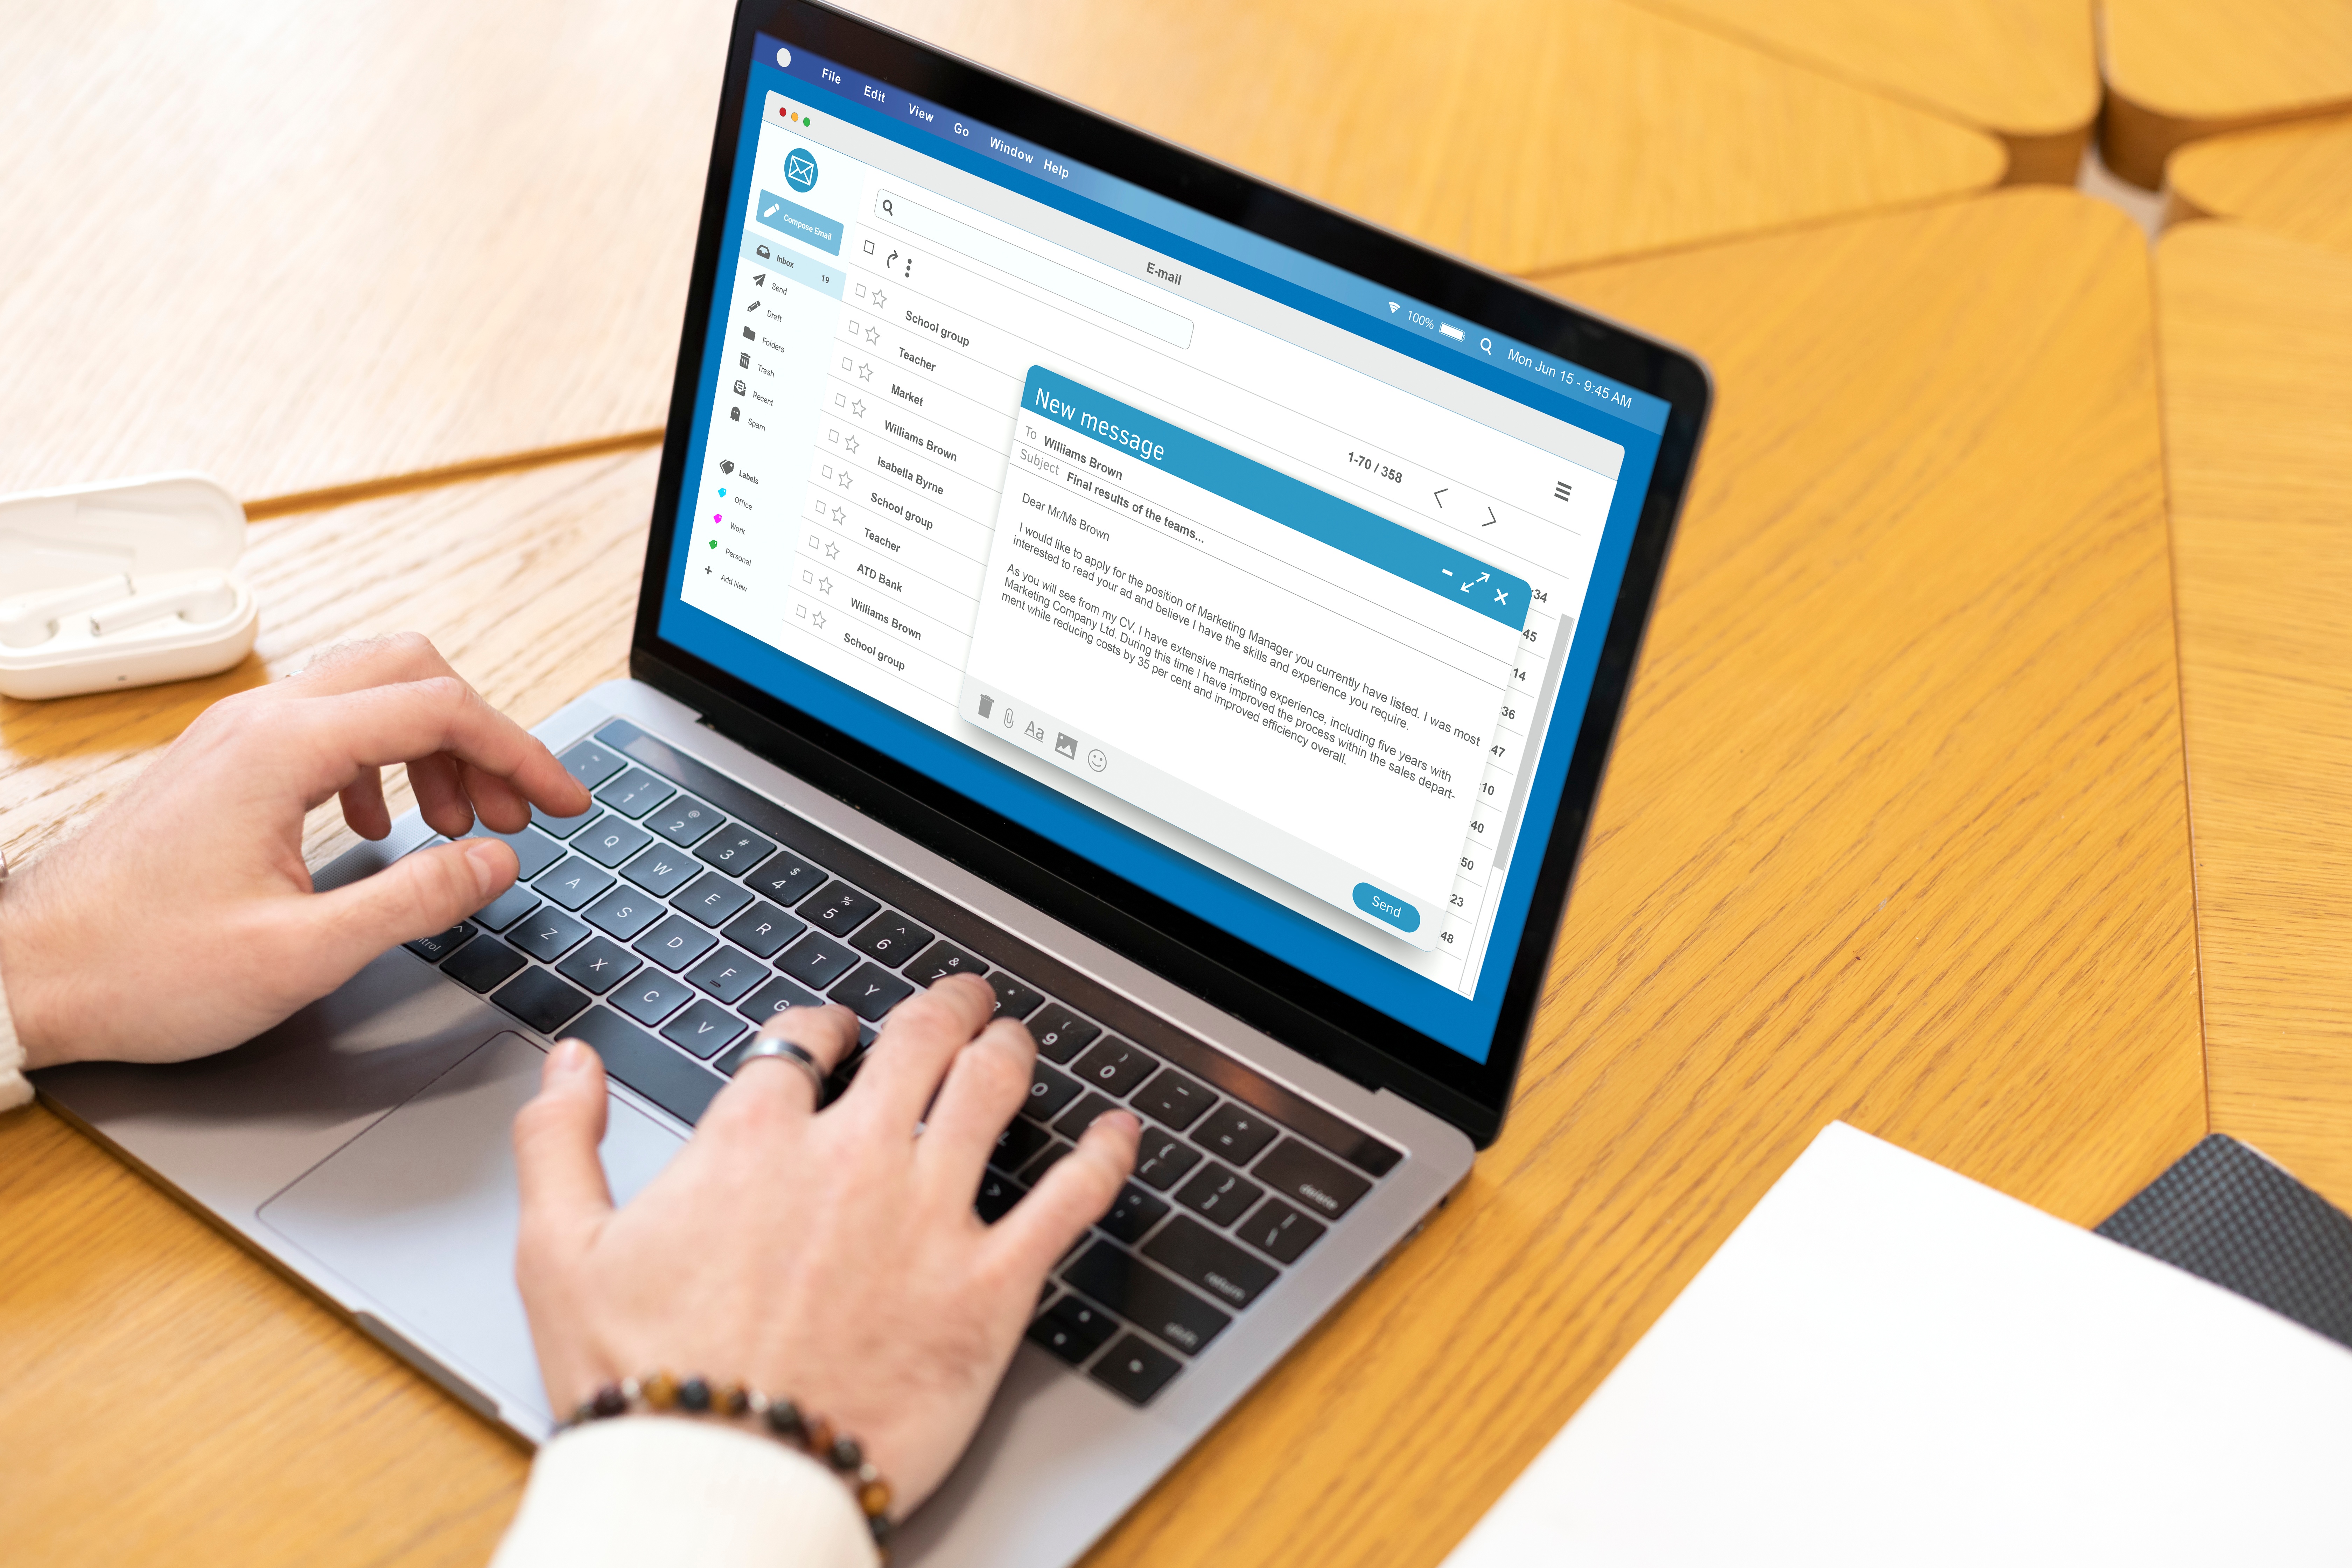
left=1092, top=1109, right=1141, bottom=1136
left=462, top=837, right=509, bottom=887
left=550, top=1039, right=592, bottom=1075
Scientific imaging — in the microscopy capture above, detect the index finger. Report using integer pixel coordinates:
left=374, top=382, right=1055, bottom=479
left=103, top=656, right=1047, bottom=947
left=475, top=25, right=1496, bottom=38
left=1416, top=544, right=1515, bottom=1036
left=288, top=676, right=590, bottom=820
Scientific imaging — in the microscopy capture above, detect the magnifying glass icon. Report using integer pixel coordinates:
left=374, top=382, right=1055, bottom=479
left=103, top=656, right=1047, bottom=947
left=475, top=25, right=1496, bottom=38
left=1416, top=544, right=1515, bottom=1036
left=1480, top=337, right=1493, bottom=353
left=881, top=197, right=894, bottom=216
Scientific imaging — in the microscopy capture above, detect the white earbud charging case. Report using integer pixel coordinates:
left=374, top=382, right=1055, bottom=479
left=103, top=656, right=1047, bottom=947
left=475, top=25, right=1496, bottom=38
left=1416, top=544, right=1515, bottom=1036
left=0, top=473, right=259, bottom=700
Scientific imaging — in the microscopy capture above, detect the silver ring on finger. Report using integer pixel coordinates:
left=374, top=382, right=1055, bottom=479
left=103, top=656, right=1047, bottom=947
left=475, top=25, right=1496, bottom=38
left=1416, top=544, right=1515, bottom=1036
left=734, top=1035, right=828, bottom=1102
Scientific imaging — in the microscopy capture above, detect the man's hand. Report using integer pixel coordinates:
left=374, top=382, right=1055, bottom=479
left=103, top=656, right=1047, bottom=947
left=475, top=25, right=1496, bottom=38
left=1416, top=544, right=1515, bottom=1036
left=0, top=634, right=590, bottom=1068
left=513, top=975, right=1141, bottom=1514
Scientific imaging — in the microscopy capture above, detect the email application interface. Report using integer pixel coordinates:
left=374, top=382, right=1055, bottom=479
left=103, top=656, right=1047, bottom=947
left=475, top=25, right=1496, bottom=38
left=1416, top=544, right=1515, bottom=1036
left=673, top=57, right=1649, bottom=1031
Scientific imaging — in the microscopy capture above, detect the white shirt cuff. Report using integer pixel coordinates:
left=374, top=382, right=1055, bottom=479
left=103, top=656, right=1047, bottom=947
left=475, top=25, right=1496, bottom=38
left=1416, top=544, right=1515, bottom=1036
left=492, top=1419, right=881, bottom=1568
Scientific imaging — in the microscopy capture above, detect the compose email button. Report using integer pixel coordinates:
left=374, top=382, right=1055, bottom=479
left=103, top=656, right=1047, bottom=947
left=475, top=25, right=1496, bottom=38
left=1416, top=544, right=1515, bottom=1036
left=754, top=189, right=842, bottom=255
left=1351, top=883, right=1421, bottom=933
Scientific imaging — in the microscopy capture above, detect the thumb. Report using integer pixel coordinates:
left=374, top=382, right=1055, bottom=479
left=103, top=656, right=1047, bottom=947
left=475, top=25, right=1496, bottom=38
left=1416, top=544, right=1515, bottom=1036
left=513, top=1039, right=616, bottom=1265
left=309, top=837, right=516, bottom=974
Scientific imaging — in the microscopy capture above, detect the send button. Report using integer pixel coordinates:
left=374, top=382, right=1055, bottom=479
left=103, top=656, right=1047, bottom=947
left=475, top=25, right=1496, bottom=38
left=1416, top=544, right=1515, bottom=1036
left=1352, top=883, right=1421, bottom=933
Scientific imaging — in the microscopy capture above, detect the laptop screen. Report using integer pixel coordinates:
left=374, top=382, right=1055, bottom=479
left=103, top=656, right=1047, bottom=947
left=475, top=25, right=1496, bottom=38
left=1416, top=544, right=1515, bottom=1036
left=653, top=33, right=1672, bottom=1067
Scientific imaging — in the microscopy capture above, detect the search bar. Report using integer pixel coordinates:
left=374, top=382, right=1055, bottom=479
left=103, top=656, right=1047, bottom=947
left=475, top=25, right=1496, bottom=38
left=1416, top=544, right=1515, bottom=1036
left=873, top=190, right=1193, bottom=349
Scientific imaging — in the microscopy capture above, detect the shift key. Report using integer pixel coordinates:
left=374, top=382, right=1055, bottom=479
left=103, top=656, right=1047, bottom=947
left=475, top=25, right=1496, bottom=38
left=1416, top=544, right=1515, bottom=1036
left=1060, top=1240, right=1229, bottom=1356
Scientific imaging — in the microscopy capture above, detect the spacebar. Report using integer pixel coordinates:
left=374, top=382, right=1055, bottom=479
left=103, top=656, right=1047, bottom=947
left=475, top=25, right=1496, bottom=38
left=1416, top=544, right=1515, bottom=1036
left=567, top=1007, right=723, bottom=1126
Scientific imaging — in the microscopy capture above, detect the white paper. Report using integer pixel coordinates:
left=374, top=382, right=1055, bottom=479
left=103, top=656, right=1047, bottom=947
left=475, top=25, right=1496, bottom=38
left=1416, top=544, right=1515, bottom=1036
left=1443, top=1122, right=2352, bottom=1566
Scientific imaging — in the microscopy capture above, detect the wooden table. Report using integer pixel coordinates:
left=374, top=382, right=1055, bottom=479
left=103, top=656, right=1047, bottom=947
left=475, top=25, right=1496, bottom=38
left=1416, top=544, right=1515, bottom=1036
left=0, top=0, right=2005, bottom=516
left=2167, top=113, right=2352, bottom=257
left=2157, top=220, right=2352, bottom=1215
left=0, top=187, right=2206, bottom=1565
left=1623, top=0, right=2098, bottom=182
left=2099, top=0, right=2352, bottom=188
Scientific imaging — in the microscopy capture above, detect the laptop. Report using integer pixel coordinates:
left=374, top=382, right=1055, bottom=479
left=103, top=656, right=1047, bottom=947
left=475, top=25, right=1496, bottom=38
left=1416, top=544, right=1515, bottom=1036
left=35, top=4, right=1707, bottom=1561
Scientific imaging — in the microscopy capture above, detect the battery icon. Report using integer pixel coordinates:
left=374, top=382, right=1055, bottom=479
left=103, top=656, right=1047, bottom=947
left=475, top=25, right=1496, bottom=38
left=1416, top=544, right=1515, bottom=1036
left=1438, top=323, right=1465, bottom=341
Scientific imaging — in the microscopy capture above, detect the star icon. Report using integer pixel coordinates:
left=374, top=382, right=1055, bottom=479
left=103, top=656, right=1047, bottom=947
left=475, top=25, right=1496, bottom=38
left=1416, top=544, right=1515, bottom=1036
left=873, top=290, right=888, bottom=310
left=864, top=325, right=880, bottom=345
left=825, top=541, right=840, bottom=561
left=836, top=469, right=852, bottom=490
left=831, top=505, right=846, bottom=523
left=844, top=436, right=859, bottom=455
left=812, top=612, right=827, bottom=631
left=818, top=576, right=834, bottom=593
left=850, top=400, right=866, bottom=416
left=858, top=362, right=874, bottom=381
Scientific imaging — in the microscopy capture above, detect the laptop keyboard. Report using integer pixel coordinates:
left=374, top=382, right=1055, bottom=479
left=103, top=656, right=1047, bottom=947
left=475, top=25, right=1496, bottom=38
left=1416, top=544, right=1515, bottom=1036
left=399, top=720, right=1400, bottom=1406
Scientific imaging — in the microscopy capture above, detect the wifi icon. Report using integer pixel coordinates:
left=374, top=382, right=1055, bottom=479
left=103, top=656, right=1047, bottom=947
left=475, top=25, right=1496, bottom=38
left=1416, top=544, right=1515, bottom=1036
left=1388, top=301, right=1400, bottom=313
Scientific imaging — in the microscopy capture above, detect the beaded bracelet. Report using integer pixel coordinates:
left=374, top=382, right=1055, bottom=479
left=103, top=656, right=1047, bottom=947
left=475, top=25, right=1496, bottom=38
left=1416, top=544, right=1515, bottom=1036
left=558, top=1372, right=895, bottom=1555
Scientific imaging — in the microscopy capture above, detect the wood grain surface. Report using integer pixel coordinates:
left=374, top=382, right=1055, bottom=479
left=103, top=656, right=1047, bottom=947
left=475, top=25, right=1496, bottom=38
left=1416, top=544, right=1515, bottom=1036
left=2099, top=0, right=2352, bottom=188
left=0, top=192, right=2204, bottom=1564
left=0, top=0, right=732, bottom=505
left=1624, top=0, right=2098, bottom=181
left=0, top=451, right=660, bottom=1562
left=2166, top=112, right=2352, bottom=257
left=2158, top=221, right=2352, bottom=1213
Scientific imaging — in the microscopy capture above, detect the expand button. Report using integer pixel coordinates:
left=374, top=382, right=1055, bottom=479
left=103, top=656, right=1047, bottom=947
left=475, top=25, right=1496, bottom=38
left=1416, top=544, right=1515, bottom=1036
left=1351, top=883, right=1420, bottom=933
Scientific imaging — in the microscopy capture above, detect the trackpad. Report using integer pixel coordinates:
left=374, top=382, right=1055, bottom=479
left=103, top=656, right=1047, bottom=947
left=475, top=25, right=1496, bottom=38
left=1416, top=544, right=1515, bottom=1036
left=259, top=1031, right=684, bottom=1428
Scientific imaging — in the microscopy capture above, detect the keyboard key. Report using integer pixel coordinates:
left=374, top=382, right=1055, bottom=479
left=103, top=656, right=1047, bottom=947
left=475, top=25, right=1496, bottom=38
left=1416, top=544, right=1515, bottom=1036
left=1191, top=1102, right=1280, bottom=1167
left=1133, top=1127, right=1204, bottom=1192
left=721, top=901, right=805, bottom=958
left=1174, top=1162, right=1264, bottom=1227
left=904, top=939, right=983, bottom=984
left=1052, top=1092, right=1121, bottom=1141
left=470, top=883, right=539, bottom=933
left=574, top=817, right=653, bottom=868
left=510, top=908, right=590, bottom=963
left=1070, top=1037, right=1157, bottom=1098
left=737, top=973, right=827, bottom=1026
left=976, top=1170, right=1027, bottom=1224
left=686, top=945, right=768, bottom=1004
left=1236, top=1197, right=1326, bottom=1265
left=829, top=962, right=913, bottom=1021
left=1061, top=1240, right=1230, bottom=1356
left=1254, top=1138, right=1375, bottom=1221
left=985, top=971, right=1045, bottom=1021
left=673, top=870, right=755, bottom=928
left=989, top=1117, right=1054, bottom=1174
left=570, top=1006, right=722, bottom=1125
left=1021, top=1061, right=1084, bottom=1124
left=620, top=844, right=701, bottom=897
left=534, top=856, right=615, bottom=911
left=661, top=998, right=747, bottom=1059
left=405, top=922, right=476, bottom=962
left=635, top=913, right=719, bottom=972
left=801, top=881, right=880, bottom=938
left=531, top=801, right=600, bottom=838
left=556, top=936, right=642, bottom=995
left=1026, top=1005, right=1100, bottom=1064
left=744, top=847, right=827, bottom=906
left=775, top=932, right=857, bottom=990
left=583, top=885, right=666, bottom=941
left=594, top=766, right=674, bottom=819
left=1144, top=1214, right=1279, bottom=1308
left=694, top=824, right=777, bottom=874
left=1028, top=1294, right=1117, bottom=1365
left=1017, top=1141, right=1073, bottom=1185
left=646, top=797, right=723, bottom=846
left=1088, top=1334, right=1183, bottom=1405
left=1099, top=1183, right=1171, bottom=1245
left=847, top=910, right=932, bottom=965
left=492, top=968, right=591, bottom=1035
left=560, top=738, right=626, bottom=789
left=441, top=937, right=524, bottom=993
left=612, top=969, right=696, bottom=1027
left=471, top=824, right=565, bottom=880
left=1130, top=1066, right=1214, bottom=1131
